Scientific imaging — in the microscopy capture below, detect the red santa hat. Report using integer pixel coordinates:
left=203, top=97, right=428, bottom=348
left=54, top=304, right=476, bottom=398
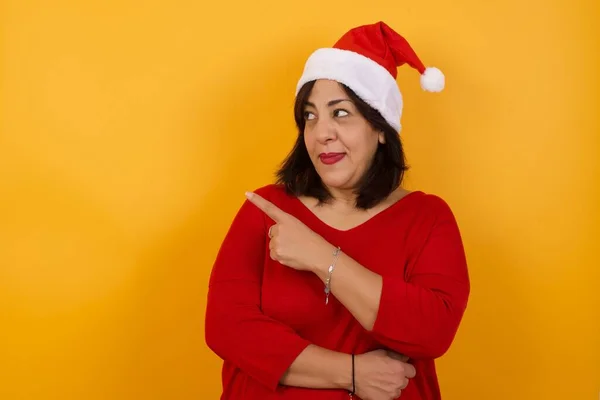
left=295, top=21, right=444, bottom=132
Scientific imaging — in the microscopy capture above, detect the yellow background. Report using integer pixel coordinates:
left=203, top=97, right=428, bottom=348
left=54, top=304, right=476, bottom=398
left=1, top=0, right=598, bottom=399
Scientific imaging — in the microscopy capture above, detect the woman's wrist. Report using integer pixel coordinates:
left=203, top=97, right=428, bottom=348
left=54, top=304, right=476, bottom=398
left=281, top=344, right=355, bottom=391
left=331, top=352, right=354, bottom=391
left=310, top=241, right=339, bottom=280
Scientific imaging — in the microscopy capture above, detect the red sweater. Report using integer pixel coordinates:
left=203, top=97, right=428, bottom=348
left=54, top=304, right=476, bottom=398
left=205, top=184, right=470, bottom=399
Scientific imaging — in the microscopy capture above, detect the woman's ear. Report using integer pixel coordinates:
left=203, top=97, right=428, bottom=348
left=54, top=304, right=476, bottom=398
left=378, top=131, right=386, bottom=144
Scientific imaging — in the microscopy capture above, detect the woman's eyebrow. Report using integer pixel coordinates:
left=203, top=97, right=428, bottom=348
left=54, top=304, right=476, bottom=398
left=304, top=99, right=352, bottom=108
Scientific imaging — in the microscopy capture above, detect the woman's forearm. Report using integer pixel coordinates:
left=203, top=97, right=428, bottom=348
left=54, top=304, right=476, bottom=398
left=312, top=245, right=383, bottom=330
left=309, top=223, right=470, bottom=359
left=280, top=344, right=352, bottom=390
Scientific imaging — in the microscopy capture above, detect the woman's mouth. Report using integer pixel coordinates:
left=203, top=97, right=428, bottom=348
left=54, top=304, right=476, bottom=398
left=319, top=152, right=346, bottom=165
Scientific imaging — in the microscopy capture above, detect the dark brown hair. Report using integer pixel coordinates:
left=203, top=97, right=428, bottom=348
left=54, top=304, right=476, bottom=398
left=275, top=80, right=409, bottom=210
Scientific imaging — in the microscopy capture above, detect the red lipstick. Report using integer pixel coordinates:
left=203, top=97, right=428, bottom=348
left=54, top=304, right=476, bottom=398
left=319, top=152, right=345, bottom=165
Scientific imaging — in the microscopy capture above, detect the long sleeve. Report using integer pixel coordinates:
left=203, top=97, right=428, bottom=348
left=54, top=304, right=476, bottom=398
left=204, top=192, right=312, bottom=391
left=369, top=197, right=470, bottom=359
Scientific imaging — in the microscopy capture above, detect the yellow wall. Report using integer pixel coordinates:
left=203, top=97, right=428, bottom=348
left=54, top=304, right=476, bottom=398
left=1, top=1, right=598, bottom=399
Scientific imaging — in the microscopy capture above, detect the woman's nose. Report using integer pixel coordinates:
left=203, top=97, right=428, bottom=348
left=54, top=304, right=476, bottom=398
left=314, top=117, right=336, bottom=143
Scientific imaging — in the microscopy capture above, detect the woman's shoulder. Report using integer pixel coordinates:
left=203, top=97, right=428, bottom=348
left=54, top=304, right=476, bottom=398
left=249, top=183, right=299, bottom=211
left=399, top=189, right=459, bottom=222
left=252, top=182, right=285, bottom=196
left=415, top=190, right=454, bottom=209
left=252, top=183, right=295, bottom=201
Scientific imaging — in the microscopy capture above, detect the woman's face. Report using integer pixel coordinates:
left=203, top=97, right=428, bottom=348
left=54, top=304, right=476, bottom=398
left=303, top=79, right=384, bottom=192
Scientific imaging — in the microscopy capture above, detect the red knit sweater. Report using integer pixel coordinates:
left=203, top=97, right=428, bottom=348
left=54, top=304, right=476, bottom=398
left=205, top=184, right=470, bottom=399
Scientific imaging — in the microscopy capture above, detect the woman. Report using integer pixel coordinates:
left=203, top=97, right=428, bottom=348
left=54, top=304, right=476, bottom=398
left=205, top=21, right=470, bottom=400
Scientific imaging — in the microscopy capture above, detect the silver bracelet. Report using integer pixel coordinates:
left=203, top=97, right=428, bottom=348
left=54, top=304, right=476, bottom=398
left=324, top=246, right=341, bottom=305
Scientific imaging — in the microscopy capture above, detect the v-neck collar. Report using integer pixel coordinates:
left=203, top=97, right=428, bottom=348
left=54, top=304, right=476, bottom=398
left=290, top=190, right=425, bottom=234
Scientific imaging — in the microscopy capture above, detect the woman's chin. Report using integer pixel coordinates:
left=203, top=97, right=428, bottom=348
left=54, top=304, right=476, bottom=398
left=318, top=172, right=355, bottom=190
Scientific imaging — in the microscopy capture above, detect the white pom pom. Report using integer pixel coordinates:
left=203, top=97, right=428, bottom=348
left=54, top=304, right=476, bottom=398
left=420, top=67, right=445, bottom=92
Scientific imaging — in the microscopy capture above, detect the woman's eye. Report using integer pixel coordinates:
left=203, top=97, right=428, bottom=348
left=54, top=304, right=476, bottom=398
left=304, top=111, right=316, bottom=120
left=334, top=109, right=349, bottom=117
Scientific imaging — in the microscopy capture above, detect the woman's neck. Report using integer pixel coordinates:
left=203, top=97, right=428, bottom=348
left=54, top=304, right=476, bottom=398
left=318, top=185, right=410, bottom=213
left=324, top=187, right=359, bottom=210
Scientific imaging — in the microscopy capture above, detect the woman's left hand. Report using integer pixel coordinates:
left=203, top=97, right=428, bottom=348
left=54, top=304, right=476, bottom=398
left=245, top=191, right=333, bottom=272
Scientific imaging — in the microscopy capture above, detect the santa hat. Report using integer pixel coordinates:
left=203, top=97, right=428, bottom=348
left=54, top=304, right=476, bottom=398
left=295, top=21, right=444, bottom=132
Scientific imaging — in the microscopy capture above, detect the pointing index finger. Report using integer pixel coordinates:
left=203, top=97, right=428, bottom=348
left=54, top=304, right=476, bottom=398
left=245, top=191, right=286, bottom=222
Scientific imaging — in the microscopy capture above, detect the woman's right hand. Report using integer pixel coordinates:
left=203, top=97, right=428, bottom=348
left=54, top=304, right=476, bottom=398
left=353, top=349, right=416, bottom=400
